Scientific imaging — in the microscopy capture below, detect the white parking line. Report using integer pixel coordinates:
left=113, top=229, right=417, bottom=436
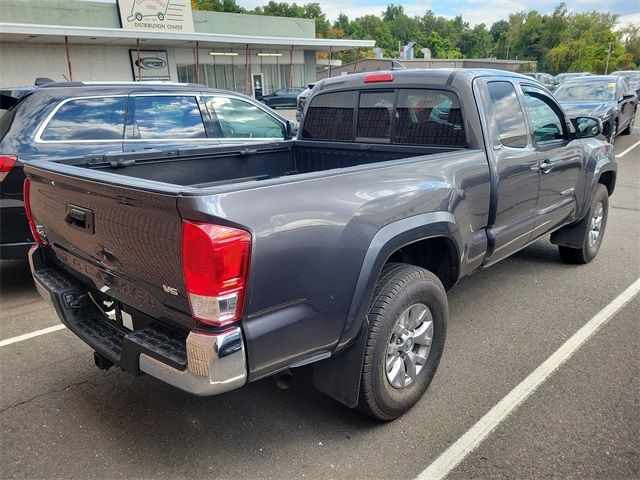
left=416, top=278, right=640, bottom=480
left=0, top=324, right=65, bottom=348
left=616, top=140, right=640, bottom=158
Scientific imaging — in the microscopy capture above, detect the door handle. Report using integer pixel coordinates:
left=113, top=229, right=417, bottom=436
left=540, top=159, right=553, bottom=173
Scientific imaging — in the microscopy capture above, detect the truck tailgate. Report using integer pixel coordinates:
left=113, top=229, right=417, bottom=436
left=25, top=164, right=194, bottom=330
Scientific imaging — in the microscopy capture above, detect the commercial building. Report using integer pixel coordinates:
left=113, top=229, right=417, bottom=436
left=0, top=0, right=374, bottom=96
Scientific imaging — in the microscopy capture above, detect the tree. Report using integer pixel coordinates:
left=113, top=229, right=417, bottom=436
left=459, top=24, right=492, bottom=58
left=250, top=2, right=329, bottom=37
left=383, top=5, right=405, bottom=22
left=191, top=0, right=244, bottom=12
left=349, top=15, right=395, bottom=54
left=424, top=31, right=462, bottom=59
left=334, top=13, right=350, bottom=33
left=490, top=20, right=508, bottom=43
left=620, top=23, right=640, bottom=65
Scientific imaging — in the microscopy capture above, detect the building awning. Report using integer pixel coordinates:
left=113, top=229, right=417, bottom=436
left=0, top=22, right=375, bottom=51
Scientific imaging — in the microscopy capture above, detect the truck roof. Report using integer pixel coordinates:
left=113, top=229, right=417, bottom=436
left=318, top=68, right=536, bottom=90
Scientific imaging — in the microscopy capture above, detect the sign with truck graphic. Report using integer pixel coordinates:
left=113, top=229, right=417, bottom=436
left=117, top=0, right=194, bottom=32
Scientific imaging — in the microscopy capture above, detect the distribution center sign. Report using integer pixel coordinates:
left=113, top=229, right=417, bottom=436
left=117, top=0, right=195, bottom=32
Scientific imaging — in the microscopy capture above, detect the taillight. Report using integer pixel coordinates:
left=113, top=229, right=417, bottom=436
left=0, top=154, right=16, bottom=182
left=364, top=73, right=394, bottom=83
left=181, top=220, right=251, bottom=327
left=23, top=178, right=43, bottom=244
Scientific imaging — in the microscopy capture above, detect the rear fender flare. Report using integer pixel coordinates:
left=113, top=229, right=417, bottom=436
left=312, top=212, right=462, bottom=408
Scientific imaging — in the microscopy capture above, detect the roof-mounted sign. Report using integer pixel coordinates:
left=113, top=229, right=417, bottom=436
left=117, top=0, right=195, bottom=32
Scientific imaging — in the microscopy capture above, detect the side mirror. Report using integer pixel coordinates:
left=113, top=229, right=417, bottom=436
left=285, top=120, right=298, bottom=139
left=573, top=117, right=602, bottom=139
left=623, top=92, right=636, bottom=100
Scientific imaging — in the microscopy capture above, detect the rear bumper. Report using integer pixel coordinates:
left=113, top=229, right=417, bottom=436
left=29, top=246, right=247, bottom=396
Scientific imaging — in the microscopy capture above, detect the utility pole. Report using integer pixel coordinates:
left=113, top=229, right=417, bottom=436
left=605, top=42, right=612, bottom=74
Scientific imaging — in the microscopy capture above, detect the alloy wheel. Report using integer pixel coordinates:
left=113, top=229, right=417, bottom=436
left=588, top=201, right=604, bottom=248
left=386, top=303, right=433, bottom=389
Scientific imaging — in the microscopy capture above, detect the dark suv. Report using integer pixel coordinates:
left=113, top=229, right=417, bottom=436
left=0, top=81, right=294, bottom=259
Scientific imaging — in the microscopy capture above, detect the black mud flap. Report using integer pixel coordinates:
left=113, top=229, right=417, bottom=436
left=550, top=210, right=591, bottom=248
left=312, top=321, right=369, bottom=409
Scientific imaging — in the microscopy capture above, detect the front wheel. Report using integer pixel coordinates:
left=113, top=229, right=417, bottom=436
left=608, top=120, right=618, bottom=145
left=559, top=184, right=609, bottom=264
left=620, top=110, right=636, bottom=135
left=357, top=263, right=448, bottom=421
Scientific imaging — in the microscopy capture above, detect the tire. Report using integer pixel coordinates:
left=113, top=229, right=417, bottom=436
left=558, top=184, right=609, bottom=264
left=620, top=110, right=636, bottom=135
left=357, top=263, right=448, bottom=421
left=608, top=119, right=618, bottom=145
left=134, top=12, right=143, bottom=21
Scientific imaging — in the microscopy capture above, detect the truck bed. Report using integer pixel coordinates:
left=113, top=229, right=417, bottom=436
left=55, top=141, right=464, bottom=190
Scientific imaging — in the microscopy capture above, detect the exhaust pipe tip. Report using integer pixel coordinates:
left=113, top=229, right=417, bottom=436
left=94, top=351, right=114, bottom=371
left=273, top=369, right=294, bottom=390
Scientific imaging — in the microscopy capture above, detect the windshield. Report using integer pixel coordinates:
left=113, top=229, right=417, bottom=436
left=554, top=81, right=616, bottom=102
left=613, top=72, right=640, bottom=84
left=557, top=73, right=583, bottom=83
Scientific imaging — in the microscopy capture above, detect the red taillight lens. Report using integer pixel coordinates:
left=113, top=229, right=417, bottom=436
left=181, top=220, right=251, bottom=326
left=364, top=73, right=394, bottom=83
left=0, top=154, right=17, bottom=182
left=23, top=178, right=43, bottom=244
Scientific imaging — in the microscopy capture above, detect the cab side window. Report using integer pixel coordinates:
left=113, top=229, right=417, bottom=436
left=486, top=81, right=528, bottom=148
left=393, top=89, right=465, bottom=146
left=522, top=89, right=565, bottom=143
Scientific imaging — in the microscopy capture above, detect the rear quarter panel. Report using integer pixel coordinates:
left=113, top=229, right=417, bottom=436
left=178, top=150, right=491, bottom=379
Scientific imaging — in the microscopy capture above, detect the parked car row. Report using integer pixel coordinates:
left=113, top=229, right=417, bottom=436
left=523, top=71, right=592, bottom=91
left=257, top=87, right=305, bottom=108
left=554, top=75, right=637, bottom=144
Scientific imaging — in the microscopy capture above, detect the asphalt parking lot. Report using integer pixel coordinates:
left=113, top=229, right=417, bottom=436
left=1, top=121, right=638, bottom=479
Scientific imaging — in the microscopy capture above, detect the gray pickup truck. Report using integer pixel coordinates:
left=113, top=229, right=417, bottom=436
left=26, top=69, right=616, bottom=420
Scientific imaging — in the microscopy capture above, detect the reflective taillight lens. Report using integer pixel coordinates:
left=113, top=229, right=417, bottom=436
left=0, top=154, right=16, bottom=182
left=181, top=220, right=251, bottom=326
left=364, top=73, right=394, bottom=83
left=23, top=178, right=43, bottom=244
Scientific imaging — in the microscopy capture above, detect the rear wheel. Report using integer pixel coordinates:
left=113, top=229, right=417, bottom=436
left=558, top=184, right=609, bottom=264
left=357, top=263, right=447, bottom=421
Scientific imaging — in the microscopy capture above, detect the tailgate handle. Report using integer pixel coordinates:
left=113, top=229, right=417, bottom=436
left=65, top=204, right=94, bottom=233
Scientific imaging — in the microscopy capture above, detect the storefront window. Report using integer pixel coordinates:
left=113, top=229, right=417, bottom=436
left=177, top=63, right=306, bottom=95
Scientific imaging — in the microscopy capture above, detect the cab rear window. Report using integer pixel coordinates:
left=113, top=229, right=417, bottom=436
left=302, top=88, right=465, bottom=147
left=302, top=91, right=356, bottom=141
left=40, top=97, right=126, bottom=141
